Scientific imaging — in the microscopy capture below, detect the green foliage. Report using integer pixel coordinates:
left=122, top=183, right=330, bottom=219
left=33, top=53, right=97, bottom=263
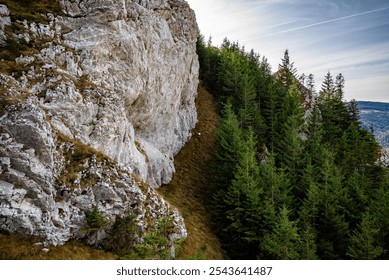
left=102, top=215, right=138, bottom=256
left=278, top=49, right=298, bottom=89
left=102, top=215, right=178, bottom=260
left=198, top=36, right=389, bottom=260
left=84, top=207, right=108, bottom=233
left=260, top=206, right=301, bottom=260
left=121, top=217, right=176, bottom=260
left=347, top=211, right=385, bottom=259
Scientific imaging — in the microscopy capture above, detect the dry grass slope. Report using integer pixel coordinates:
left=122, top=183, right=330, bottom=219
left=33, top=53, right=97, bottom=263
left=159, top=85, right=225, bottom=259
left=0, top=233, right=116, bottom=260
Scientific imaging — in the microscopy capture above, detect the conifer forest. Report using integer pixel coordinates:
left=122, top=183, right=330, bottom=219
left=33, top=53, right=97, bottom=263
left=197, top=36, right=389, bottom=260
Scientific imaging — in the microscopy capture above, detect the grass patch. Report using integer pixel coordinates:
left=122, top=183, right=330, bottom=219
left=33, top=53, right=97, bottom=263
left=0, top=30, right=35, bottom=76
left=0, top=85, right=30, bottom=115
left=73, top=74, right=100, bottom=95
left=56, top=132, right=112, bottom=189
left=158, top=85, right=225, bottom=259
left=1, top=0, right=63, bottom=23
left=0, top=1, right=64, bottom=76
left=0, top=232, right=116, bottom=260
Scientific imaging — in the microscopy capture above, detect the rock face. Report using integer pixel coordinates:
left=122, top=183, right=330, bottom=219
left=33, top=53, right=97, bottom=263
left=0, top=4, right=11, bottom=44
left=0, top=0, right=198, bottom=249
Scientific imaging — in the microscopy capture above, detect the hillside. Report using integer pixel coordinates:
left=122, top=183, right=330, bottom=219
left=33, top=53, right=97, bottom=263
left=159, top=85, right=225, bottom=259
left=358, top=101, right=389, bottom=148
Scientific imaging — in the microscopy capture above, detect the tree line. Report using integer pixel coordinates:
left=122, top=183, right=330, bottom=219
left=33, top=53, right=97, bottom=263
left=197, top=36, right=389, bottom=259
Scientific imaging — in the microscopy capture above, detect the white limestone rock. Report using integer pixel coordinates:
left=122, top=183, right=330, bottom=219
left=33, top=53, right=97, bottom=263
left=0, top=0, right=197, bottom=249
left=0, top=4, right=11, bottom=44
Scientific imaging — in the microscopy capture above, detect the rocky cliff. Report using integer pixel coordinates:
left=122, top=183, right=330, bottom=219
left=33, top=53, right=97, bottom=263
left=0, top=0, right=199, bottom=251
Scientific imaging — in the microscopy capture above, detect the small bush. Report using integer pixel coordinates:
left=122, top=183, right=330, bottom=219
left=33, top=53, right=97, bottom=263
left=102, top=214, right=138, bottom=256
left=84, top=207, right=108, bottom=233
left=103, top=216, right=177, bottom=260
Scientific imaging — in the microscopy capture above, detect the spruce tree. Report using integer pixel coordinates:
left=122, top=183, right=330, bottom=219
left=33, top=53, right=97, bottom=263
left=213, top=101, right=244, bottom=182
left=347, top=211, right=384, bottom=260
left=238, top=71, right=258, bottom=129
left=335, top=73, right=345, bottom=101
left=275, top=83, right=305, bottom=172
left=212, top=101, right=245, bottom=232
left=278, top=49, right=298, bottom=89
left=217, top=48, right=242, bottom=102
left=299, top=225, right=318, bottom=259
left=259, top=152, right=292, bottom=211
left=260, top=206, right=301, bottom=259
left=222, top=129, right=263, bottom=259
left=319, top=71, right=335, bottom=100
left=315, top=149, right=350, bottom=259
left=347, top=99, right=361, bottom=126
left=304, top=104, right=325, bottom=166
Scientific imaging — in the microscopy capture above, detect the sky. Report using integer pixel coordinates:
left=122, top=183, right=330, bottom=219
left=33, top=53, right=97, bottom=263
left=186, top=0, right=389, bottom=102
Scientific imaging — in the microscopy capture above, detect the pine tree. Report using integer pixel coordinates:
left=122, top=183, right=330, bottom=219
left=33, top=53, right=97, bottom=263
left=299, top=225, right=318, bottom=259
left=217, top=48, right=243, bottom=102
left=278, top=49, right=298, bottom=89
left=317, top=74, right=350, bottom=145
left=221, top=129, right=263, bottom=259
left=260, top=206, right=301, bottom=259
left=299, top=162, right=321, bottom=224
left=347, top=211, right=384, bottom=259
left=259, top=152, right=292, bottom=210
left=199, top=35, right=389, bottom=261
left=369, top=181, right=389, bottom=259
left=347, top=99, right=361, bottom=126
left=262, top=81, right=285, bottom=151
left=319, top=71, right=335, bottom=100
left=315, top=149, right=351, bottom=259
left=212, top=101, right=245, bottom=231
left=335, top=73, right=345, bottom=101
left=238, top=71, right=258, bottom=129
left=275, top=83, right=305, bottom=169
left=304, top=104, right=325, bottom=166
left=196, top=35, right=220, bottom=90
left=345, top=169, right=369, bottom=227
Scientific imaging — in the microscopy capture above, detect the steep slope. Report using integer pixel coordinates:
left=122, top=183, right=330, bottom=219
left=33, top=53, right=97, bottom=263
left=0, top=0, right=198, bottom=251
left=159, top=85, right=224, bottom=259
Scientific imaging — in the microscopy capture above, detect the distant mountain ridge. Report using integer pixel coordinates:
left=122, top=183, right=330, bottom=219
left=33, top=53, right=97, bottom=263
left=358, top=101, right=389, bottom=148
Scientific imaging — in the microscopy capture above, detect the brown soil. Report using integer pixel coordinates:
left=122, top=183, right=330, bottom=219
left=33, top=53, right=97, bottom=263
left=159, top=85, right=225, bottom=259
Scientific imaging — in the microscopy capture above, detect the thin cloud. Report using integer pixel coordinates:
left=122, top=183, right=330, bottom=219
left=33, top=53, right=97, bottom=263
left=262, top=20, right=298, bottom=30
left=276, top=6, right=389, bottom=34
